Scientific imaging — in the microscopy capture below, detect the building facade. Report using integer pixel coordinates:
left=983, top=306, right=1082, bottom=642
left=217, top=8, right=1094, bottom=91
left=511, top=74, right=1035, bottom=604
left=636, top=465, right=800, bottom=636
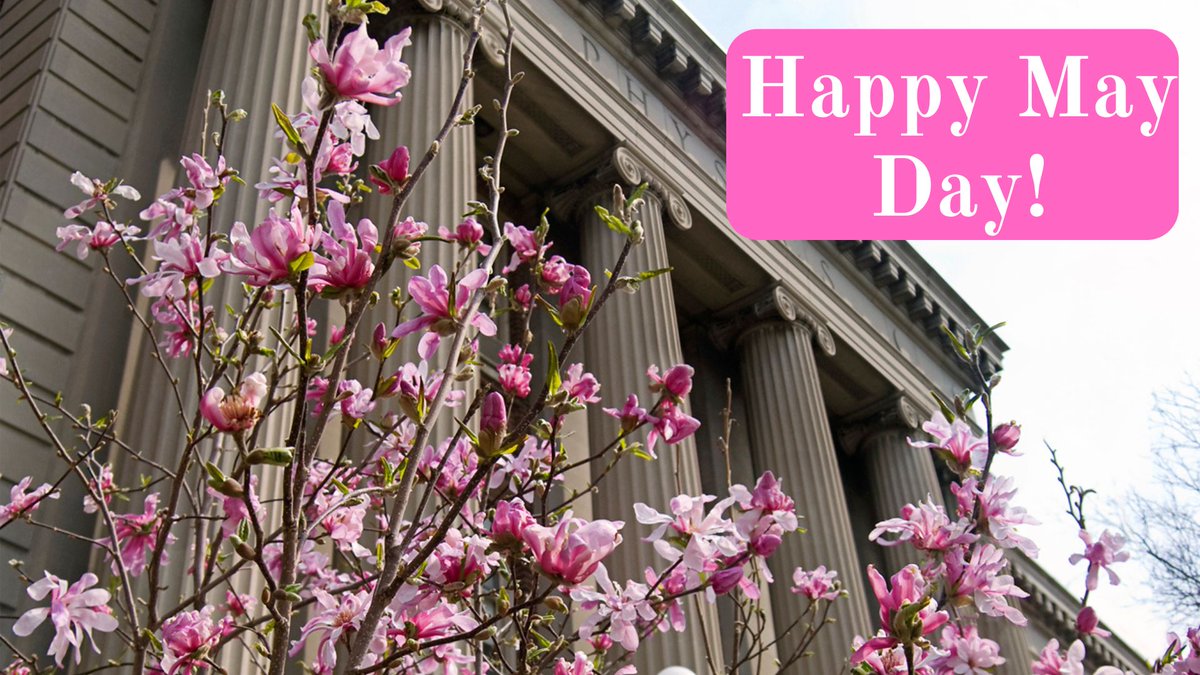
left=0, top=0, right=1147, bottom=672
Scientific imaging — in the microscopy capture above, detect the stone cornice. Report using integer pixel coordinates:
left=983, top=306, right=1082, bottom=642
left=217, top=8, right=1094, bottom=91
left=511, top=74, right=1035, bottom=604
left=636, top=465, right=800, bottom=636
left=710, top=284, right=836, bottom=357
left=829, top=241, right=1007, bottom=378
left=571, top=0, right=727, bottom=134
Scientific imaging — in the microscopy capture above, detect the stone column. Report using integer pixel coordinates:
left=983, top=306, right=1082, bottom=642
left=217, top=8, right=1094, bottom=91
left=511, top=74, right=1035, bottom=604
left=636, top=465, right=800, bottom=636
left=728, top=286, right=871, bottom=674
left=850, top=396, right=942, bottom=573
left=851, top=400, right=1032, bottom=675
left=579, top=147, right=724, bottom=673
left=362, top=6, right=478, bottom=439
left=110, top=1, right=319, bottom=670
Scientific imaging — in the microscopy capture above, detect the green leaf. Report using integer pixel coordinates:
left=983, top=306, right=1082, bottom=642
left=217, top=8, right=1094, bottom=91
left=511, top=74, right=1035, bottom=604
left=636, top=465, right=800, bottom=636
left=289, top=251, right=315, bottom=274
left=456, top=418, right=480, bottom=446
left=271, top=103, right=302, bottom=148
left=929, top=390, right=955, bottom=423
left=204, top=462, right=226, bottom=483
left=547, top=341, right=561, bottom=395
left=628, top=182, right=649, bottom=207
left=302, top=13, right=322, bottom=42
left=593, top=205, right=630, bottom=236
left=634, top=267, right=672, bottom=282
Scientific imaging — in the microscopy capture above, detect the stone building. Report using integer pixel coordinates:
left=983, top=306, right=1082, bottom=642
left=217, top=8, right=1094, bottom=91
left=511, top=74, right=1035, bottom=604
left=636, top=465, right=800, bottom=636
left=0, top=0, right=1148, bottom=673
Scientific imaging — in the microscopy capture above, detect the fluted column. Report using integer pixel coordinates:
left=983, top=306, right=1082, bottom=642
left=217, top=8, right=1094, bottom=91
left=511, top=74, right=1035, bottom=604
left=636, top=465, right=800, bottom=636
left=110, top=1, right=319, bottom=670
left=363, top=8, right=476, bottom=439
left=854, top=396, right=943, bottom=573
left=854, top=401, right=1031, bottom=674
left=731, top=288, right=871, bottom=674
left=580, top=150, right=723, bottom=673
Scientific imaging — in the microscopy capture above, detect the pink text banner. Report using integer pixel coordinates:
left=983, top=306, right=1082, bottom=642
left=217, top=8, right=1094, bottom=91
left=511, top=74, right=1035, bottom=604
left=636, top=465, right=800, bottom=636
left=726, top=30, right=1179, bottom=240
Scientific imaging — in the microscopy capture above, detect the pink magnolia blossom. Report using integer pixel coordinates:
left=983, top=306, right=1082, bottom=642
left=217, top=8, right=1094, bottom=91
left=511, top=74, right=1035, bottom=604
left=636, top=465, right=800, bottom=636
left=729, top=471, right=801, bottom=535
left=502, top=222, right=550, bottom=274
left=647, top=364, right=694, bottom=400
left=930, top=625, right=1005, bottom=675
left=513, top=283, right=533, bottom=311
left=645, top=401, right=700, bottom=456
left=179, top=153, right=229, bottom=209
left=159, top=606, right=231, bottom=674
left=944, top=543, right=1029, bottom=625
left=112, top=493, right=173, bottom=577
left=439, top=217, right=491, bottom=254
left=426, top=528, right=501, bottom=593
left=151, top=296, right=204, bottom=359
left=852, top=564, right=948, bottom=665
left=390, top=361, right=464, bottom=421
left=311, top=488, right=368, bottom=555
left=200, top=372, right=267, bottom=432
left=223, top=590, right=256, bottom=618
left=130, top=233, right=226, bottom=299
left=992, top=421, right=1022, bottom=454
left=63, top=171, right=140, bottom=219
left=370, top=144, right=409, bottom=194
left=909, top=412, right=989, bottom=474
left=571, top=564, right=657, bottom=651
left=1075, top=606, right=1112, bottom=638
left=558, top=264, right=593, bottom=329
left=56, top=221, right=139, bottom=260
left=491, top=498, right=534, bottom=549
left=224, top=206, right=315, bottom=286
left=477, top=391, right=508, bottom=456
left=540, top=255, right=573, bottom=292
left=523, top=512, right=623, bottom=585
left=498, top=344, right=534, bottom=398
left=393, top=264, right=497, bottom=359
left=953, top=475, right=1040, bottom=557
left=139, top=187, right=201, bottom=240
left=554, top=652, right=637, bottom=675
left=311, top=201, right=377, bottom=294
left=563, top=363, right=601, bottom=404
left=0, top=476, right=58, bottom=526
left=792, top=565, right=841, bottom=602
left=1068, top=529, right=1130, bottom=592
left=417, top=437, right=481, bottom=500
left=1032, top=638, right=1087, bottom=675
left=206, top=474, right=264, bottom=538
left=635, top=494, right=739, bottom=572
left=291, top=589, right=373, bottom=674
left=310, top=23, right=412, bottom=106
left=12, top=572, right=118, bottom=666
left=336, top=379, right=376, bottom=419
left=83, top=463, right=116, bottom=514
left=604, top=394, right=651, bottom=434
left=870, top=499, right=977, bottom=553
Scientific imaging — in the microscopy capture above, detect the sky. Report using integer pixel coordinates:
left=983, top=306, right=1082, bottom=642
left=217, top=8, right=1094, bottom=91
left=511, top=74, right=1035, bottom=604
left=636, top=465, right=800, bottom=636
left=676, top=0, right=1200, bottom=659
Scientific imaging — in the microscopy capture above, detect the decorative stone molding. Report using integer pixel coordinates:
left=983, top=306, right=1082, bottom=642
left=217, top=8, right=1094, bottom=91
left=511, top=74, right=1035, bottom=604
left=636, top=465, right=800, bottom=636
left=611, top=145, right=692, bottom=230
left=555, top=144, right=694, bottom=230
left=710, top=284, right=836, bottom=357
left=573, top=0, right=727, bottom=132
left=386, top=0, right=506, bottom=66
left=838, top=392, right=925, bottom=455
left=832, top=240, right=1004, bottom=378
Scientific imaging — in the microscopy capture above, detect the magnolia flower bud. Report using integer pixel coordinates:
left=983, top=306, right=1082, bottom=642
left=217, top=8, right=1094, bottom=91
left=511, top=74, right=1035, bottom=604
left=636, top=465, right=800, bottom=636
left=710, top=567, right=744, bottom=596
left=476, top=392, right=508, bottom=457
left=992, top=422, right=1021, bottom=453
